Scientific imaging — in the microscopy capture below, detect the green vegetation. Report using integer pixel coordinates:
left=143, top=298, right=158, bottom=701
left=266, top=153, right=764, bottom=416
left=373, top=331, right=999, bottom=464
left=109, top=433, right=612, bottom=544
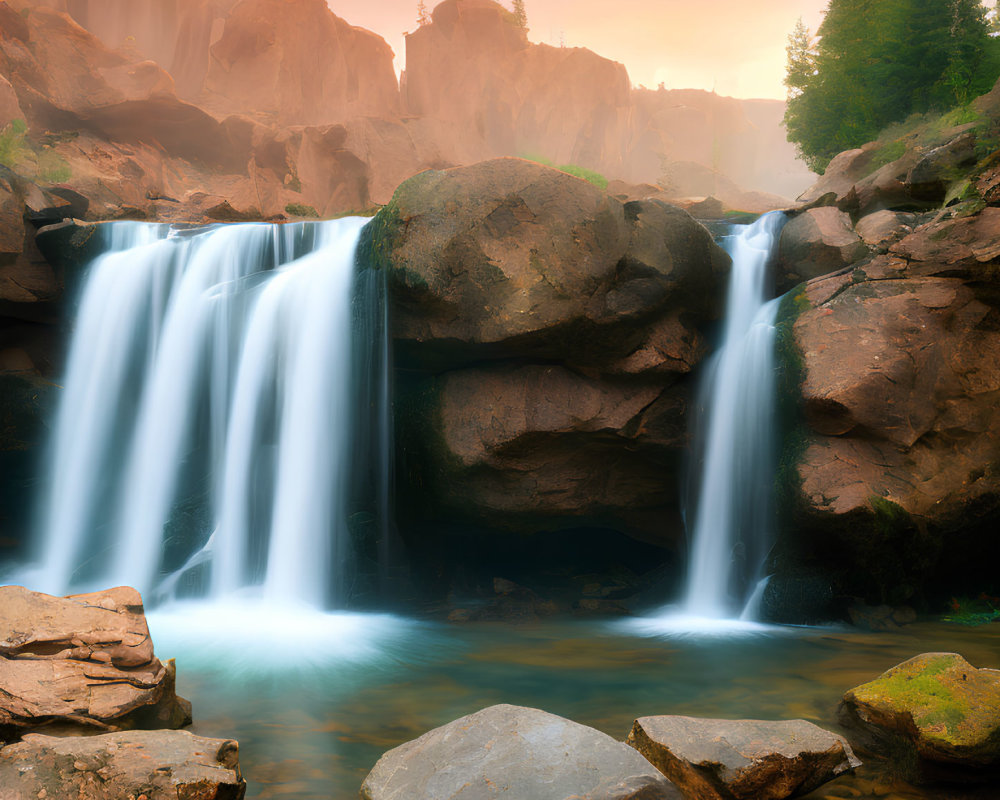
left=942, top=593, right=1000, bottom=625
left=284, top=203, right=319, bottom=218
left=784, top=1, right=1000, bottom=172
left=520, top=154, right=609, bottom=189
left=0, top=119, right=72, bottom=183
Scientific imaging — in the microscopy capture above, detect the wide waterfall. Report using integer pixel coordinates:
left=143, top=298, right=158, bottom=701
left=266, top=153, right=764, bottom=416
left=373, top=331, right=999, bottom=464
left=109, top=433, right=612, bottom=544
left=683, top=211, right=786, bottom=620
left=19, top=217, right=384, bottom=609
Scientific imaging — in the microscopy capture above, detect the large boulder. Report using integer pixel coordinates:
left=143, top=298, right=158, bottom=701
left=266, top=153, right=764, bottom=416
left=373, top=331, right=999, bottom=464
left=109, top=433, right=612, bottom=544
left=778, top=207, right=868, bottom=287
left=841, top=653, right=1000, bottom=774
left=0, top=729, right=245, bottom=800
left=360, top=704, right=681, bottom=800
left=404, top=364, right=680, bottom=533
left=366, top=157, right=728, bottom=368
left=627, top=716, right=860, bottom=800
left=0, top=586, right=192, bottom=741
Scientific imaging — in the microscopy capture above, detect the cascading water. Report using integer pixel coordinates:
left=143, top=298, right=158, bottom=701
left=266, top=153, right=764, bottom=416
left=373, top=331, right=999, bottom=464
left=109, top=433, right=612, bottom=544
left=682, top=211, right=786, bottom=621
left=18, top=217, right=384, bottom=609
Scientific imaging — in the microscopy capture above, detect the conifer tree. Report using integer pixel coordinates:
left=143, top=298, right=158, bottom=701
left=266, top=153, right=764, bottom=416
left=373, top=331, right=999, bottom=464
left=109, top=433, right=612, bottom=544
left=417, top=0, right=430, bottom=26
left=512, top=0, right=527, bottom=31
left=784, top=0, right=1000, bottom=172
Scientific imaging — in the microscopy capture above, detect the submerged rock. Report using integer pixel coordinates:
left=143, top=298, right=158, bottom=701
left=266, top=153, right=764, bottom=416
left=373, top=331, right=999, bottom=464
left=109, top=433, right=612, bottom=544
left=360, top=703, right=681, bottom=800
left=0, top=729, right=245, bottom=800
left=841, top=653, right=1000, bottom=771
left=0, top=586, right=191, bottom=741
left=627, top=715, right=860, bottom=800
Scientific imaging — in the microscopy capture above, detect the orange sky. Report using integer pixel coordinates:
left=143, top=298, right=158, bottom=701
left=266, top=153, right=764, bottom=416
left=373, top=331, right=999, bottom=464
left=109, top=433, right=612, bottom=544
left=328, top=0, right=829, bottom=100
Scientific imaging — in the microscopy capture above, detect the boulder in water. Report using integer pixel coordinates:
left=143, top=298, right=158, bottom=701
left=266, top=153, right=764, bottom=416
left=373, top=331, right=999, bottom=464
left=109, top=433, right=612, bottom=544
left=627, top=715, right=860, bottom=800
left=841, top=653, right=1000, bottom=772
left=0, top=729, right=245, bottom=800
left=0, top=585, right=192, bottom=741
left=361, top=703, right=681, bottom=799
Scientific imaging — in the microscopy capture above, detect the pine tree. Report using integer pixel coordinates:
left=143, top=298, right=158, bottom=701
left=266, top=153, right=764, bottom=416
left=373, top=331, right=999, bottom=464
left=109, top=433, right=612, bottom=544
left=784, top=0, right=1000, bottom=172
left=512, top=0, right=527, bottom=31
left=417, top=0, right=430, bottom=26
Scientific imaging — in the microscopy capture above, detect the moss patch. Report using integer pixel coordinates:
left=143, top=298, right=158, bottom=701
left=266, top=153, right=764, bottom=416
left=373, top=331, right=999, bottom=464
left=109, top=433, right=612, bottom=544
left=849, top=653, right=1000, bottom=758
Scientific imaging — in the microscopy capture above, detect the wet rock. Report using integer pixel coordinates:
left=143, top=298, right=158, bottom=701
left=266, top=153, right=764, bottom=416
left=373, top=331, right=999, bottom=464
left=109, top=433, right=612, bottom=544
left=841, top=653, right=1000, bottom=772
left=0, top=586, right=192, bottom=741
left=627, top=715, right=860, bottom=800
left=0, top=729, right=245, bottom=800
left=846, top=601, right=917, bottom=632
left=778, top=207, right=868, bottom=287
left=361, top=703, right=681, bottom=799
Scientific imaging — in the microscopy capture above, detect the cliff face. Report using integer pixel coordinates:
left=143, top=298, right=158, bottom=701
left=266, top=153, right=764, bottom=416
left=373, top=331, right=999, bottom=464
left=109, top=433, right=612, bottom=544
left=403, top=0, right=632, bottom=178
left=403, top=0, right=811, bottom=204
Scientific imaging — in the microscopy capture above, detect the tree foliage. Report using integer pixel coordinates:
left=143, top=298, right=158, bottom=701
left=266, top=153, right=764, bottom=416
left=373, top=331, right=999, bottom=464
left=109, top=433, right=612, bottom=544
left=417, top=0, right=429, bottom=26
left=512, top=0, right=527, bottom=30
left=784, top=0, right=1000, bottom=172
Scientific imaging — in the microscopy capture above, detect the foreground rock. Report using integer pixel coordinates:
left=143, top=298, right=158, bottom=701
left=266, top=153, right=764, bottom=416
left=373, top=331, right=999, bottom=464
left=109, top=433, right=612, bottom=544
left=361, top=703, right=681, bottom=799
left=0, top=730, right=245, bottom=800
left=0, top=585, right=191, bottom=740
left=841, top=653, right=1000, bottom=772
left=627, top=716, right=860, bottom=800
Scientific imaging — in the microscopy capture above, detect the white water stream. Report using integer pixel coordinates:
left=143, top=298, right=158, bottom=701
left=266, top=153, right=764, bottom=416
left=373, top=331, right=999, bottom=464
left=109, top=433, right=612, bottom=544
left=683, top=212, right=785, bottom=620
left=20, top=218, right=374, bottom=608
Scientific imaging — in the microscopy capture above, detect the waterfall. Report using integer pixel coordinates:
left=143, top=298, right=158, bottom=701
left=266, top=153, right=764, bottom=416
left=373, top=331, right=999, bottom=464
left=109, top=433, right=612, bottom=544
left=683, top=212, right=786, bottom=620
left=22, top=217, right=382, bottom=608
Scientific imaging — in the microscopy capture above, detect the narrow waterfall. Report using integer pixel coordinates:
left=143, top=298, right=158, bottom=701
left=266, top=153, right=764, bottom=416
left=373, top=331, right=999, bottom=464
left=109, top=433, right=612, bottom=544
left=683, top=212, right=786, bottom=620
left=23, top=217, right=381, bottom=608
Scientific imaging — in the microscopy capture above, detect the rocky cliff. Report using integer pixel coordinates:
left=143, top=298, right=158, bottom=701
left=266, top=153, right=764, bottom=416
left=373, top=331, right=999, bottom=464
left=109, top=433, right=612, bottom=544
left=773, top=89, right=1000, bottom=609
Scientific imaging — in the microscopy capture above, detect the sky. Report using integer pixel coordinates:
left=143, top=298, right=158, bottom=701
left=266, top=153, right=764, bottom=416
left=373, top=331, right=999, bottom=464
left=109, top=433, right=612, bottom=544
left=328, top=0, right=829, bottom=100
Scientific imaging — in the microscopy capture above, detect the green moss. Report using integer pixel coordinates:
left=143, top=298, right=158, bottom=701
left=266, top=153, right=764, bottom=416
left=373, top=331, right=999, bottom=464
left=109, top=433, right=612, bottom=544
left=866, top=139, right=907, bottom=174
left=518, top=154, right=608, bottom=189
left=860, top=656, right=972, bottom=739
left=556, top=163, right=608, bottom=189
left=284, top=203, right=319, bottom=218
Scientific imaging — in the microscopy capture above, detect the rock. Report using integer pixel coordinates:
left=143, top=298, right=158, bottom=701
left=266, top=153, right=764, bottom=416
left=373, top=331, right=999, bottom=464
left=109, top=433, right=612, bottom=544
left=780, top=207, right=1000, bottom=601
left=0, top=729, right=245, bottom=800
left=846, top=600, right=917, bottom=632
left=449, top=578, right=561, bottom=622
left=406, top=363, right=674, bottom=531
left=360, top=703, right=681, bottom=800
left=841, top=653, right=1000, bottom=771
left=854, top=209, right=918, bottom=249
left=201, top=0, right=399, bottom=125
left=906, top=133, right=977, bottom=202
left=0, top=586, right=192, bottom=741
left=778, top=207, right=868, bottom=287
left=366, top=157, right=728, bottom=369
left=758, top=575, right=834, bottom=626
left=627, top=715, right=860, bottom=800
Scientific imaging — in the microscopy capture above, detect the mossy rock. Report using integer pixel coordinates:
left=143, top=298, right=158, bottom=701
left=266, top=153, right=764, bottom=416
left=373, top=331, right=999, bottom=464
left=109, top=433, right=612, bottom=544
left=842, top=653, right=1000, bottom=770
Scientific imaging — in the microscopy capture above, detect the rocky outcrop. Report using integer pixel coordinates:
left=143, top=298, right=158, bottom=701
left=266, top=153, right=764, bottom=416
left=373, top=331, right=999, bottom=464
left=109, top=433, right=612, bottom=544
left=0, top=586, right=191, bottom=740
left=404, top=0, right=630, bottom=179
left=368, top=159, right=729, bottom=572
left=0, top=729, right=246, bottom=800
left=841, top=653, right=1000, bottom=775
left=360, top=703, right=681, bottom=800
left=201, top=0, right=399, bottom=125
left=627, top=716, right=860, bottom=800
left=778, top=207, right=868, bottom=287
left=780, top=207, right=1000, bottom=602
